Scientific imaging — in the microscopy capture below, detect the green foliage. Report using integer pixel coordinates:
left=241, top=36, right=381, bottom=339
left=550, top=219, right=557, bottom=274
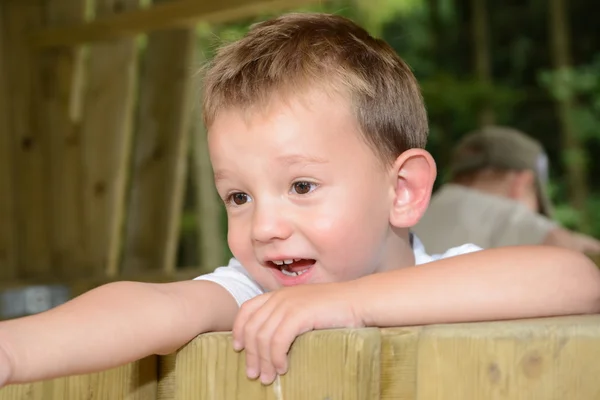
left=538, top=58, right=600, bottom=233
left=539, top=58, right=600, bottom=143
left=354, top=0, right=424, bottom=36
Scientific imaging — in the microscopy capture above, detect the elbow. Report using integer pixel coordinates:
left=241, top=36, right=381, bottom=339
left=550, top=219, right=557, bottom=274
left=561, top=250, right=600, bottom=314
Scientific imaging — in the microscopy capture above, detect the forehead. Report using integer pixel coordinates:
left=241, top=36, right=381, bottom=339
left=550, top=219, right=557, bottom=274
left=207, top=90, right=369, bottom=160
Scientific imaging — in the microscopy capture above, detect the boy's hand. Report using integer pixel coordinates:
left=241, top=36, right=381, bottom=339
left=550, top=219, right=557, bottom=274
left=232, top=281, right=364, bottom=385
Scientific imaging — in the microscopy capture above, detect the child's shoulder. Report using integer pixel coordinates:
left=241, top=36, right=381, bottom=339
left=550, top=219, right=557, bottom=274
left=194, top=258, right=264, bottom=306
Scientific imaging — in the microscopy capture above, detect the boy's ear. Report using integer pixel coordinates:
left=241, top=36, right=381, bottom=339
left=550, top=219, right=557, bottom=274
left=389, top=149, right=437, bottom=228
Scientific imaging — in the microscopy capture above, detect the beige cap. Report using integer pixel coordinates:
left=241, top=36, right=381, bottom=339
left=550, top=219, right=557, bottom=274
left=449, top=126, right=553, bottom=217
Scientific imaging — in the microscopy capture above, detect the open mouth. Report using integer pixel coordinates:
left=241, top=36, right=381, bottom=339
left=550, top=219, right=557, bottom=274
left=269, top=259, right=316, bottom=277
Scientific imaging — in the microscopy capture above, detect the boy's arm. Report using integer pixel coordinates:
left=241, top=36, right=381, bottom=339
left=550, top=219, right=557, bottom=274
left=0, top=280, right=238, bottom=386
left=232, top=246, right=600, bottom=384
left=359, top=245, right=600, bottom=327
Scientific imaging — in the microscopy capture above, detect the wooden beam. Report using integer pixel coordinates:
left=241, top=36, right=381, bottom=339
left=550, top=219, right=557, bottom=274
left=81, top=0, right=140, bottom=277
left=192, top=93, right=227, bottom=275
left=0, top=1, right=18, bottom=280
left=169, top=329, right=381, bottom=399
left=0, top=356, right=156, bottom=400
left=4, top=0, right=53, bottom=279
left=122, top=0, right=195, bottom=275
left=32, top=0, right=322, bottom=48
left=415, top=315, right=600, bottom=399
left=42, top=0, right=89, bottom=278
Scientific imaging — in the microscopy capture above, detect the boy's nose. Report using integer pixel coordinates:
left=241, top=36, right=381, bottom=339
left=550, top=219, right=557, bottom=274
left=251, top=202, right=293, bottom=243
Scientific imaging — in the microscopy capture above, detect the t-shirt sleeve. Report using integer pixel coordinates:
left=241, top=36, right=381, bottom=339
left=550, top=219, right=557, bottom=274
left=194, top=258, right=264, bottom=307
left=413, top=233, right=482, bottom=264
left=490, top=204, right=558, bottom=247
left=429, top=243, right=483, bottom=261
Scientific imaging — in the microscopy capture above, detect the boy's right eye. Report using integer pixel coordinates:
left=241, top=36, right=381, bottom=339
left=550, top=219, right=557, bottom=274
left=227, top=192, right=251, bottom=206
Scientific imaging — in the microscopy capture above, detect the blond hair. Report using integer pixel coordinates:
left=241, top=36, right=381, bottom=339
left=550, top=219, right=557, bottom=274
left=202, top=13, right=428, bottom=163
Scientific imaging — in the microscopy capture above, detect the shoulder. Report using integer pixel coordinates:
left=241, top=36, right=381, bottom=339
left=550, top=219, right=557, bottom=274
left=194, top=258, right=265, bottom=306
left=412, top=233, right=482, bottom=264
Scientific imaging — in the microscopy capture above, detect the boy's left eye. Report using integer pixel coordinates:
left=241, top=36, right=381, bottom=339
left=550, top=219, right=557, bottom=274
left=291, top=181, right=317, bottom=195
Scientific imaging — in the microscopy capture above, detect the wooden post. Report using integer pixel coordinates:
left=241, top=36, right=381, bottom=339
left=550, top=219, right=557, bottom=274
left=0, top=1, right=18, bottom=280
left=31, top=0, right=324, bottom=47
left=2, top=0, right=52, bottom=279
left=41, top=0, right=88, bottom=277
left=380, top=327, right=421, bottom=399
left=163, top=315, right=600, bottom=399
left=163, top=329, right=381, bottom=399
left=414, top=316, right=600, bottom=398
left=1, top=316, right=600, bottom=398
left=122, top=0, right=195, bottom=275
left=192, top=110, right=226, bottom=274
left=0, top=356, right=157, bottom=400
left=81, top=0, right=140, bottom=277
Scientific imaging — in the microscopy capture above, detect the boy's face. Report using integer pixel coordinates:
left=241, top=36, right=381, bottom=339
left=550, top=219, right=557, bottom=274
left=209, top=90, right=409, bottom=291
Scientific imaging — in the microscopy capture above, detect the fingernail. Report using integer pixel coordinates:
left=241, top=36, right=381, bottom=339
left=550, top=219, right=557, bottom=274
left=277, top=362, right=287, bottom=375
left=260, top=374, right=273, bottom=385
left=246, top=367, right=258, bottom=379
left=232, top=341, right=241, bottom=351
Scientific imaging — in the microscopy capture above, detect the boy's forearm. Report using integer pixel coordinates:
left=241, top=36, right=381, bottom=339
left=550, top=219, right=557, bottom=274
left=355, top=246, right=600, bottom=328
left=0, top=280, right=237, bottom=384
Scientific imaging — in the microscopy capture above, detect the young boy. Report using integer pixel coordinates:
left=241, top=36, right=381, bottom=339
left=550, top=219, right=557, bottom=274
left=1, top=13, right=600, bottom=388
left=414, top=126, right=600, bottom=254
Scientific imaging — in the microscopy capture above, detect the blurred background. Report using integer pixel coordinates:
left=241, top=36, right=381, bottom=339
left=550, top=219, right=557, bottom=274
left=191, top=0, right=600, bottom=260
left=0, top=0, right=598, bottom=317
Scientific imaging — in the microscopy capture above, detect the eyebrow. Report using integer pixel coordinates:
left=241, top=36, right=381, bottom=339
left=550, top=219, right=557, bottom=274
left=275, top=154, right=329, bottom=166
left=213, top=170, right=229, bottom=183
left=213, top=154, right=328, bottom=183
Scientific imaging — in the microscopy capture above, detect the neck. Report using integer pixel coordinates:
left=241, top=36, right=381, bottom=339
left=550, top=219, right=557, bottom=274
left=377, top=227, right=415, bottom=273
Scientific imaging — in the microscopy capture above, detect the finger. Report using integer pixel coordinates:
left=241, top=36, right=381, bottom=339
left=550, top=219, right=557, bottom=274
left=241, top=297, right=278, bottom=380
left=232, top=294, right=270, bottom=351
left=270, top=310, right=312, bottom=376
left=254, top=309, right=286, bottom=384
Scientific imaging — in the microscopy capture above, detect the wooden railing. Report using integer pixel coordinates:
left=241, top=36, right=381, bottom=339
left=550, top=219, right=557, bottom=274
left=2, top=314, right=599, bottom=399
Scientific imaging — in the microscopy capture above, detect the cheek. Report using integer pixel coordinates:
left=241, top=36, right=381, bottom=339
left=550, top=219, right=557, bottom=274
left=308, top=191, right=389, bottom=271
left=226, top=217, right=251, bottom=260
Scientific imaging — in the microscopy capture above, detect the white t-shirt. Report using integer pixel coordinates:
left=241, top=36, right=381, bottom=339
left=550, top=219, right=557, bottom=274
left=194, top=235, right=481, bottom=306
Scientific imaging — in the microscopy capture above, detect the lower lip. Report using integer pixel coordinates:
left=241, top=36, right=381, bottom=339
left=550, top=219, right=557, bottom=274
left=272, top=265, right=315, bottom=286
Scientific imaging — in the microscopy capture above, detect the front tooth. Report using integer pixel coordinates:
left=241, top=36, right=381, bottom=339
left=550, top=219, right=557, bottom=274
left=273, top=260, right=284, bottom=266
left=283, top=259, right=294, bottom=265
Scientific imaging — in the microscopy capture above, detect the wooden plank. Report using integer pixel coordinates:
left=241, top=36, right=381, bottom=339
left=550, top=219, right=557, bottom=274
left=415, top=315, right=600, bottom=399
left=192, top=109, right=226, bottom=274
left=157, top=353, right=178, bottom=400
left=32, top=0, right=323, bottom=47
left=122, top=0, right=195, bottom=275
left=0, top=1, right=18, bottom=280
left=164, top=329, right=381, bottom=399
left=81, top=0, right=140, bottom=277
left=0, top=356, right=157, bottom=400
left=3, top=0, right=53, bottom=279
left=380, top=327, right=421, bottom=400
left=41, top=0, right=89, bottom=278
